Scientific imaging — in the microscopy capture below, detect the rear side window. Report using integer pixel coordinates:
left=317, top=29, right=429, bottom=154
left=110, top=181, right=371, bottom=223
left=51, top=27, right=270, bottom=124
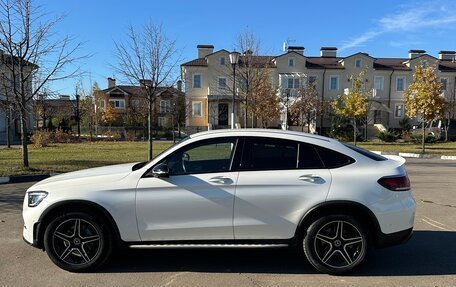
left=315, top=146, right=355, bottom=168
left=343, top=143, right=387, bottom=161
left=243, top=138, right=298, bottom=170
left=298, top=143, right=325, bottom=169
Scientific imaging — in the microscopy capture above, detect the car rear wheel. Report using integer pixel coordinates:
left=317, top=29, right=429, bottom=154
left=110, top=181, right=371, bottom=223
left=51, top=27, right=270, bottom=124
left=43, top=211, right=112, bottom=272
left=303, top=215, right=367, bottom=274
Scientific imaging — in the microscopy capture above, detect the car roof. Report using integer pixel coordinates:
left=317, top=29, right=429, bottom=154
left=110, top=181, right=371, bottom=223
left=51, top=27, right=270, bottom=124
left=189, top=129, right=331, bottom=142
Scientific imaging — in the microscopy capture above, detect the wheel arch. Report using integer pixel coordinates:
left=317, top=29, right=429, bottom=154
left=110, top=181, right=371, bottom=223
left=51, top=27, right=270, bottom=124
left=35, top=200, right=123, bottom=250
left=296, top=200, right=382, bottom=248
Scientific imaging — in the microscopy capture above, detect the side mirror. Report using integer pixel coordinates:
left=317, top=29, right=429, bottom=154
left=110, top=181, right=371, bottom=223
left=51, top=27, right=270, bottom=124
left=151, top=163, right=170, bottom=178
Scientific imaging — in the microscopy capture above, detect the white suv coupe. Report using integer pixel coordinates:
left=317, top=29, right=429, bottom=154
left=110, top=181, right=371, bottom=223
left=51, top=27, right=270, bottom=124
left=23, top=129, right=415, bottom=274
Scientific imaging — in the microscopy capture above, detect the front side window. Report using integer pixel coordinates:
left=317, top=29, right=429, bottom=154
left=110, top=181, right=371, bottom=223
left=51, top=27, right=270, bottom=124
left=164, top=138, right=237, bottom=175
left=192, top=101, right=202, bottom=117
left=242, top=138, right=298, bottom=171
left=396, top=76, right=405, bottom=91
left=329, top=76, right=339, bottom=91
left=193, top=74, right=201, bottom=88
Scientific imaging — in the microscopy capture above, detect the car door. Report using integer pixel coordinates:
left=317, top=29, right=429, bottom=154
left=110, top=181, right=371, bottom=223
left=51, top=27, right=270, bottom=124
left=234, top=137, right=332, bottom=239
left=136, top=137, right=240, bottom=241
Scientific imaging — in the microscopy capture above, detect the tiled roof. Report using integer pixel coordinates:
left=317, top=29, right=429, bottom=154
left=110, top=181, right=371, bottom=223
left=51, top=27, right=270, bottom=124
left=101, top=85, right=182, bottom=96
left=238, top=55, right=276, bottom=68
left=182, top=52, right=456, bottom=72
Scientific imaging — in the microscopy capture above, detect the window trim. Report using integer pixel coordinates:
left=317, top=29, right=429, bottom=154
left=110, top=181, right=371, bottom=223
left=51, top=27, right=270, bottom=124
left=193, top=73, right=201, bottom=89
left=192, top=101, right=203, bottom=117
left=440, top=77, right=449, bottom=91
left=109, top=99, right=125, bottom=109
left=396, top=76, right=406, bottom=92
left=394, top=103, right=404, bottom=118
left=329, top=75, right=339, bottom=91
left=374, top=75, right=384, bottom=91
left=288, top=57, right=295, bottom=67
left=218, top=77, right=227, bottom=90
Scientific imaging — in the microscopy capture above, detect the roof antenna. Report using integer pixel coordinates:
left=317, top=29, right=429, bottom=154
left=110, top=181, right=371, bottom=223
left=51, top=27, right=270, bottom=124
left=283, top=38, right=296, bottom=52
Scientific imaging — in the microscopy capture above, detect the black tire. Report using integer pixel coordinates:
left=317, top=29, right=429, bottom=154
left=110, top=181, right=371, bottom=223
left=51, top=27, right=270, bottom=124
left=303, top=215, right=367, bottom=274
left=43, top=211, right=112, bottom=272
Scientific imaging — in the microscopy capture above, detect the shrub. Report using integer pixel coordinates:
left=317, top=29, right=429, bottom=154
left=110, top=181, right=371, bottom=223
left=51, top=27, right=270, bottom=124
left=31, top=130, right=52, bottom=148
left=377, top=131, right=400, bottom=142
left=411, top=133, right=437, bottom=144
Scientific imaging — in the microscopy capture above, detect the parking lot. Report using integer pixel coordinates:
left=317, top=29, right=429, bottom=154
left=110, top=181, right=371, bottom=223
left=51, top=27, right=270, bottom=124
left=1, top=158, right=455, bottom=287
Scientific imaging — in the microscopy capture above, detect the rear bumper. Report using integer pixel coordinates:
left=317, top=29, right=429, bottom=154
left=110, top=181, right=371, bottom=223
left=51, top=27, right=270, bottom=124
left=376, top=227, right=413, bottom=249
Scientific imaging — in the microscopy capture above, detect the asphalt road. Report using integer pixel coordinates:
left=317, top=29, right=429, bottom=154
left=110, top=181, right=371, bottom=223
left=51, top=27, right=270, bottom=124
left=1, top=158, right=455, bottom=287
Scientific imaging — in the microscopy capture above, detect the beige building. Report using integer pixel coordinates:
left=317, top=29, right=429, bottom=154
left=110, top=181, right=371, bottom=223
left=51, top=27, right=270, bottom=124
left=181, top=45, right=456, bottom=133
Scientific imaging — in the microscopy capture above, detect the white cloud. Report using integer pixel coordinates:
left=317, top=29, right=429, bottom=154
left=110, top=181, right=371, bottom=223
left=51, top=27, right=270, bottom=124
left=340, top=1, right=456, bottom=51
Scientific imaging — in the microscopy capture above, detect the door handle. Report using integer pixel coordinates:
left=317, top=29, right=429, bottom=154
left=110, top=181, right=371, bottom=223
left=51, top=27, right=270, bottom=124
left=299, top=174, right=325, bottom=184
left=209, top=176, right=233, bottom=184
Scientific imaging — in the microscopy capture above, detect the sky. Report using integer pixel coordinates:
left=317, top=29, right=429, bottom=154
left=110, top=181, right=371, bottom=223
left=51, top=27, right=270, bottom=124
left=37, top=0, right=456, bottom=96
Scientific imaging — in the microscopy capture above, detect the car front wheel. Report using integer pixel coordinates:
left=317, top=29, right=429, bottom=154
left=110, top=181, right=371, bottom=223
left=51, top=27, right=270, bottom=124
left=303, top=215, right=367, bottom=274
left=43, top=211, right=112, bottom=272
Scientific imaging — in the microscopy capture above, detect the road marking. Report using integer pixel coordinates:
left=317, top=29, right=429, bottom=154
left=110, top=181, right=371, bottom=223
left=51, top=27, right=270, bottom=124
left=421, top=218, right=450, bottom=231
left=422, top=216, right=455, bottom=231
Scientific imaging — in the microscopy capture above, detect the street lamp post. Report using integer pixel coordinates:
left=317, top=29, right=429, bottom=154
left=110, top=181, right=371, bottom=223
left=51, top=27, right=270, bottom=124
left=229, top=50, right=240, bottom=129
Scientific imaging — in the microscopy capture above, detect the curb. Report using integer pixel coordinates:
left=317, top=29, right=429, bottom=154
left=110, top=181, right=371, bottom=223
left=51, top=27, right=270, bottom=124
left=0, top=174, right=50, bottom=185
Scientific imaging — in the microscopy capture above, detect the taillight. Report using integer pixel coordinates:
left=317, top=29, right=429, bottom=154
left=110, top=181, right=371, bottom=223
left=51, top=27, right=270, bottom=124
left=378, top=175, right=411, bottom=191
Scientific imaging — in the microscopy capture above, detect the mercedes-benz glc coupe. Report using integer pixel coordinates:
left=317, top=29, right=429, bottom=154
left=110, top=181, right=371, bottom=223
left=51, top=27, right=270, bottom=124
left=23, top=129, right=415, bottom=274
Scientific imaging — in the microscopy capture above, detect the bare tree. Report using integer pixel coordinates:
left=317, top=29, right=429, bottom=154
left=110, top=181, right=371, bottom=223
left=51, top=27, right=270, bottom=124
left=289, top=82, right=319, bottom=132
left=235, top=32, right=273, bottom=128
left=0, top=0, right=85, bottom=167
left=113, top=21, right=180, bottom=160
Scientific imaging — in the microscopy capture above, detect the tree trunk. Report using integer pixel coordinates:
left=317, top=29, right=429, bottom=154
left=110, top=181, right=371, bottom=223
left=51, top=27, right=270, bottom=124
left=6, top=106, right=11, bottom=148
left=148, top=95, right=153, bottom=161
left=20, top=104, right=29, bottom=167
left=422, top=122, right=426, bottom=153
left=353, top=118, right=357, bottom=146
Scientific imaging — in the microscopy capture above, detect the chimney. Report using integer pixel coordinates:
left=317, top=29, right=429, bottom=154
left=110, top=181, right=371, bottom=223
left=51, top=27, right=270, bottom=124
left=438, top=50, right=456, bottom=61
left=408, top=49, right=426, bottom=59
left=320, top=47, right=338, bottom=57
left=107, top=77, right=116, bottom=88
left=139, top=79, right=152, bottom=88
left=197, top=44, right=214, bottom=58
left=177, top=80, right=182, bottom=92
left=287, top=46, right=304, bottom=55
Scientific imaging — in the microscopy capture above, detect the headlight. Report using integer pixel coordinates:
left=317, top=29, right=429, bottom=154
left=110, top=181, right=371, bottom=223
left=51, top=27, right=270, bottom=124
left=28, top=191, right=48, bottom=207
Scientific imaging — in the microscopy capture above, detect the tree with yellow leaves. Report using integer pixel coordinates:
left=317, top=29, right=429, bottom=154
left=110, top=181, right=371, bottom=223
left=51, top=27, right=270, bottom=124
left=290, top=82, right=319, bottom=132
left=403, top=64, right=444, bottom=153
left=331, top=71, right=369, bottom=145
left=101, top=103, right=117, bottom=128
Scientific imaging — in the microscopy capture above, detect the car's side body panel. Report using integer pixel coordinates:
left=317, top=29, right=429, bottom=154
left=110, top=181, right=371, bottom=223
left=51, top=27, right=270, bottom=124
left=233, top=168, right=332, bottom=239
left=136, top=171, right=239, bottom=241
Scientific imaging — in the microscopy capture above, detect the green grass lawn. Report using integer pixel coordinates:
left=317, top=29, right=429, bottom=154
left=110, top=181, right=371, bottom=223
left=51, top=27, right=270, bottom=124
left=0, top=141, right=174, bottom=176
left=1, top=140, right=456, bottom=176
left=357, top=141, right=456, bottom=156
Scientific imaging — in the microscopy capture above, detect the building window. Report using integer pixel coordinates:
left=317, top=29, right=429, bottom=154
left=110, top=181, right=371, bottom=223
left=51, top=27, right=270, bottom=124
left=355, top=59, right=362, bottom=68
left=109, top=99, right=125, bottom=109
left=220, top=57, right=226, bottom=65
left=440, top=77, right=448, bottom=91
left=287, top=78, right=294, bottom=89
left=288, top=57, right=295, bottom=67
left=131, top=99, right=140, bottom=107
left=286, top=78, right=301, bottom=89
left=158, top=117, right=165, bottom=127
left=218, top=77, right=227, bottom=89
left=160, top=100, right=171, bottom=113
left=396, top=76, right=406, bottom=92
left=395, top=104, right=404, bottom=118
left=374, top=76, right=384, bottom=91
left=99, top=99, right=105, bottom=109
left=329, top=76, right=339, bottom=91
left=308, top=75, right=317, bottom=85
left=193, top=74, right=201, bottom=88
left=192, top=101, right=202, bottom=117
